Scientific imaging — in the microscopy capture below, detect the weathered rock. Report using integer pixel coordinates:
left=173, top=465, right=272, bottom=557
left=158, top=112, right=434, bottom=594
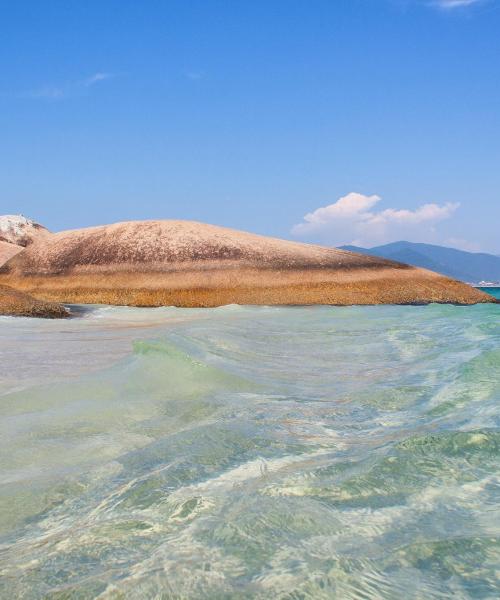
left=0, top=215, right=51, bottom=270
left=0, top=285, right=68, bottom=318
left=0, top=215, right=49, bottom=247
left=0, top=240, right=23, bottom=268
left=0, top=220, right=494, bottom=307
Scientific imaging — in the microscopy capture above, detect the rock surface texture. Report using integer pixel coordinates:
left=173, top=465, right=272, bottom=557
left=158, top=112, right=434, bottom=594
left=0, top=285, right=68, bottom=318
left=0, top=215, right=70, bottom=316
left=0, top=240, right=23, bottom=267
left=0, top=215, right=49, bottom=247
left=0, top=220, right=493, bottom=307
left=0, top=215, right=51, bottom=268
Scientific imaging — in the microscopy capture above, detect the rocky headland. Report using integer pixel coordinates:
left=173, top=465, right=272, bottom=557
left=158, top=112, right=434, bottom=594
left=0, top=285, right=69, bottom=318
left=0, top=216, right=68, bottom=318
left=0, top=218, right=493, bottom=312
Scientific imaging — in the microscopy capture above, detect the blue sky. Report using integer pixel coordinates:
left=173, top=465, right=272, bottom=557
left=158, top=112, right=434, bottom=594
left=1, top=0, right=499, bottom=252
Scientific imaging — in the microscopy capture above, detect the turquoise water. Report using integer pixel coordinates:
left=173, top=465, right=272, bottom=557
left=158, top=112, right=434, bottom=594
left=479, top=287, right=500, bottom=300
left=1, top=303, right=500, bottom=599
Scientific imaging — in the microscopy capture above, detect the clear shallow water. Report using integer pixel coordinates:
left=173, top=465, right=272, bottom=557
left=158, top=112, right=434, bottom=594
left=1, top=303, right=500, bottom=599
left=479, top=287, right=500, bottom=300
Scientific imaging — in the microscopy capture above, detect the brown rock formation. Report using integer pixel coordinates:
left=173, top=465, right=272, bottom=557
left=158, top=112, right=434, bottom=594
left=0, top=220, right=494, bottom=307
left=0, top=215, right=51, bottom=271
left=0, top=215, right=49, bottom=247
left=0, top=240, right=23, bottom=268
left=0, top=285, right=68, bottom=318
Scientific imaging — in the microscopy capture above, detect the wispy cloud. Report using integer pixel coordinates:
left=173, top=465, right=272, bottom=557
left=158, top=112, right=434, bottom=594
left=185, top=71, right=205, bottom=81
left=292, top=192, right=460, bottom=247
left=430, top=0, right=484, bottom=8
left=24, top=86, right=67, bottom=100
left=82, top=72, right=114, bottom=87
left=444, top=237, right=482, bottom=252
left=4, top=72, right=114, bottom=101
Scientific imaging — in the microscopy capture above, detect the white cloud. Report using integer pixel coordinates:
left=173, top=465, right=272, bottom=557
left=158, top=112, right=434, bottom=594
left=24, top=86, right=67, bottom=100
left=444, top=237, right=482, bottom=252
left=431, top=0, right=484, bottom=8
left=392, top=0, right=487, bottom=12
left=82, top=72, right=114, bottom=87
left=292, top=192, right=459, bottom=247
left=6, top=72, right=114, bottom=101
left=186, top=71, right=204, bottom=81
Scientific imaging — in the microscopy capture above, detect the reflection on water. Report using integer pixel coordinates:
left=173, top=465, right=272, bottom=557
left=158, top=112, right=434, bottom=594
left=1, top=303, right=500, bottom=598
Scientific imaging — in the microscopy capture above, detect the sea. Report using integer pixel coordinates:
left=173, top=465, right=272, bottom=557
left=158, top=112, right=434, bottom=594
left=1, top=296, right=500, bottom=598
left=478, top=287, right=500, bottom=300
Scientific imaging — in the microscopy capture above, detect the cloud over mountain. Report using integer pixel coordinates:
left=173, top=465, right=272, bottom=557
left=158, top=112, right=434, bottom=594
left=292, top=192, right=459, bottom=247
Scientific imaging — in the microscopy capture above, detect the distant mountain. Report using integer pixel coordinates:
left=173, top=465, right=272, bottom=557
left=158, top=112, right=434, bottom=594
left=339, top=241, right=500, bottom=284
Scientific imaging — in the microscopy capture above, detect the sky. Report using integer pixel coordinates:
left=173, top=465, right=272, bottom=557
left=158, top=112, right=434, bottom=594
left=1, top=0, right=499, bottom=252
